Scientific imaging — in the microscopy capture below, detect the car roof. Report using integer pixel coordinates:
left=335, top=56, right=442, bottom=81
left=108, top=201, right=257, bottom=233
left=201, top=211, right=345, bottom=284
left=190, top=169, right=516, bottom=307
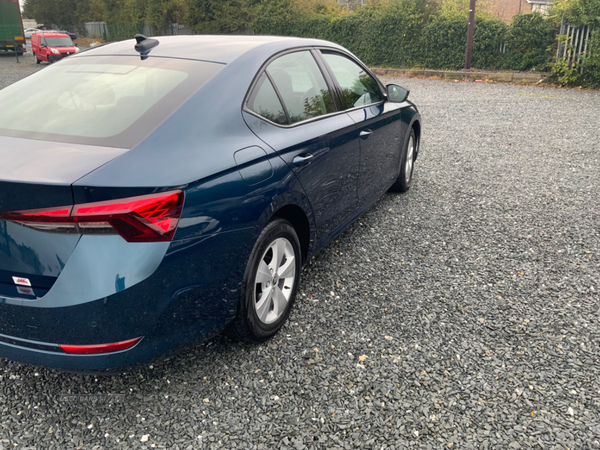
left=34, top=32, right=70, bottom=37
left=75, top=35, right=345, bottom=65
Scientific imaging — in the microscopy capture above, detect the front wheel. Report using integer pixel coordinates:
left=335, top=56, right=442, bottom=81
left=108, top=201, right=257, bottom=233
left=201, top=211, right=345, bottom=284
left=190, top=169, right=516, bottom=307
left=228, top=218, right=301, bottom=342
left=390, top=128, right=417, bottom=193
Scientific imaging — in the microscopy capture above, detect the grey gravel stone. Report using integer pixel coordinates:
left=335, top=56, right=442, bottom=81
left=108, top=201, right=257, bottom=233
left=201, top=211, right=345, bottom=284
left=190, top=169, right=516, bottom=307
left=1, top=54, right=599, bottom=449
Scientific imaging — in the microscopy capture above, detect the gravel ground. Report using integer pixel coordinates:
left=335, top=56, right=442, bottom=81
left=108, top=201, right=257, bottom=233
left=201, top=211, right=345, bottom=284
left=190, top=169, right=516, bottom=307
left=0, top=45, right=44, bottom=83
left=1, top=54, right=599, bottom=449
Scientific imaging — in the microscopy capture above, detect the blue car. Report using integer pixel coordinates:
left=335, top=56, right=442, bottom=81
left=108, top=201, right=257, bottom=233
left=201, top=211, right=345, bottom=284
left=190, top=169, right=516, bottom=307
left=0, top=35, right=421, bottom=370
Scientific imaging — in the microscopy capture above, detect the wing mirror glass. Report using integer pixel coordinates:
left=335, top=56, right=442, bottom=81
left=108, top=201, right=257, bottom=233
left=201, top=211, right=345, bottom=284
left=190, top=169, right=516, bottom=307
left=386, top=84, right=409, bottom=103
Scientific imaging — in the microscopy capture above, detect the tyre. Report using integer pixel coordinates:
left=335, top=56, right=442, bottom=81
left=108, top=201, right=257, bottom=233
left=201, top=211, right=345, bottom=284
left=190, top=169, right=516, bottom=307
left=34, top=53, right=40, bottom=64
left=228, top=218, right=301, bottom=342
left=48, top=55, right=54, bottom=64
left=390, top=128, right=417, bottom=193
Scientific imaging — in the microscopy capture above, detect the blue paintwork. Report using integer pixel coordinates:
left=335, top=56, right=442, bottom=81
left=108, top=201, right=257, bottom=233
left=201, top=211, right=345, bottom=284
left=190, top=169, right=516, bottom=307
left=234, top=146, right=274, bottom=186
left=0, top=136, right=127, bottom=184
left=0, top=35, right=420, bottom=370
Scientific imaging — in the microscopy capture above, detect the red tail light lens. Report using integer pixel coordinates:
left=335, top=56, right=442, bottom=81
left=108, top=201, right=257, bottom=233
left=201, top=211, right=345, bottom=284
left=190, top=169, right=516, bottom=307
left=0, top=191, right=184, bottom=243
left=59, top=337, right=143, bottom=354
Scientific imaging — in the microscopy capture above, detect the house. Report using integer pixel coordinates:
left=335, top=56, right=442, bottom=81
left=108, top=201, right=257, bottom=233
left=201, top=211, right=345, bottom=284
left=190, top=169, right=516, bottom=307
left=480, top=0, right=551, bottom=22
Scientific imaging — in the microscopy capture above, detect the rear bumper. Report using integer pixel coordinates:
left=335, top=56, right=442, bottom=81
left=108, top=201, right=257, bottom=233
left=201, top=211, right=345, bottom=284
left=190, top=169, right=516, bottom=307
left=0, top=228, right=255, bottom=370
left=0, top=333, right=151, bottom=371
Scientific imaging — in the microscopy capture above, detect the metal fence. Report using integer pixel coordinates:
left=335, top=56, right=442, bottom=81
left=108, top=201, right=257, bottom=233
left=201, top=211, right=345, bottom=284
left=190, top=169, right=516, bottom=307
left=83, top=22, right=197, bottom=42
left=557, top=18, right=593, bottom=73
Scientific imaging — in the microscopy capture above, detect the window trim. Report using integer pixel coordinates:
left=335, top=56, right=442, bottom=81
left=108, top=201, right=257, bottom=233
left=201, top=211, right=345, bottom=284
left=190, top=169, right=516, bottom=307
left=243, top=46, right=350, bottom=129
left=246, top=72, right=290, bottom=125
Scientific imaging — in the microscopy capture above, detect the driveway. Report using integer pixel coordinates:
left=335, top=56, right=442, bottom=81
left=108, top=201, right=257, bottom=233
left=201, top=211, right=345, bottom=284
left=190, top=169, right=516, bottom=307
left=0, top=56, right=599, bottom=449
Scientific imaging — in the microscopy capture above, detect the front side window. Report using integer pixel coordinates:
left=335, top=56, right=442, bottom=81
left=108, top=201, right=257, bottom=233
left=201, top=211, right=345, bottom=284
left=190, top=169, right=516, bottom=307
left=322, top=52, right=382, bottom=109
left=266, top=51, right=335, bottom=125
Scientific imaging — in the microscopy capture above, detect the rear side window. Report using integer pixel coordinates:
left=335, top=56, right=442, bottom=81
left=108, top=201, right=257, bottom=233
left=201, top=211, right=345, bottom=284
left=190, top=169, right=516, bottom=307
left=0, top=56, right=223, bottom=148
left=321, top=52, right=382, bottom=109
left=247, top=73, right=288, bottom=125
left=265, top=51, right=335, bottom=125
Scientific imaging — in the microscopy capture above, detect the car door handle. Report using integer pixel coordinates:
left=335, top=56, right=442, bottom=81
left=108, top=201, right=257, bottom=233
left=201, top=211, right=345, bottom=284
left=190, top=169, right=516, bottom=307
left=360, top=129, right=373, bottom=139
left=293, top=153, right=314, bottom=167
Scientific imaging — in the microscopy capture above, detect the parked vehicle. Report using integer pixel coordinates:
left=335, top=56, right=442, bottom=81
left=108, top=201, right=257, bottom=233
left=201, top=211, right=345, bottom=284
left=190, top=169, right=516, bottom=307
left=61, top=30, right=77, bottom=41
left=0, top=0, right=25, bottom=54
left=0, top=35, right=421, bottom=370
left=31, top=31, right=78, bottom=63
left=24, top=28, right=38, bottom=38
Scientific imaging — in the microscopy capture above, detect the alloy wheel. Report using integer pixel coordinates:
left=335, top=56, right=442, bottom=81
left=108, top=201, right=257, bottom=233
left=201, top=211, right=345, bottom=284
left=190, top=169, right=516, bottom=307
left=253, top=237, right=296, bottom=324
left=405, top=134, right=415, bottom=185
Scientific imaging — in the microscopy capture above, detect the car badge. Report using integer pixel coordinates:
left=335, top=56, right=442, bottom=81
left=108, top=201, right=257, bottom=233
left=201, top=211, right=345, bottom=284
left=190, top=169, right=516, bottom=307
left=12, top=276, right=31, bottom=286
left=16, top=286, right=35, bottom=296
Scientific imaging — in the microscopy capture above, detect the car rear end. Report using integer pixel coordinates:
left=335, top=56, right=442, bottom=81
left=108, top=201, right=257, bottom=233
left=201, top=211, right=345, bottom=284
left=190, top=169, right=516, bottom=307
left=0, top=49, right=225, bottom=370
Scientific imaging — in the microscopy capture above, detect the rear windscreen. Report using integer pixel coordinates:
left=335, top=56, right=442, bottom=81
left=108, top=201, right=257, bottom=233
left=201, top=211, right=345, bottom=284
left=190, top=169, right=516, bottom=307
left=0, top=55, right=223, bottom=148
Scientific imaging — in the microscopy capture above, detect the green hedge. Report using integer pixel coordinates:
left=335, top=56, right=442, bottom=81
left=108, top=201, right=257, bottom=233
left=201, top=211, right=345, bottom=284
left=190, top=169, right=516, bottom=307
left=501, top=13, right=559, bottom=72
left=255, top=9, right=556, bottom=72
left=580, top=31, right=600, bottom=87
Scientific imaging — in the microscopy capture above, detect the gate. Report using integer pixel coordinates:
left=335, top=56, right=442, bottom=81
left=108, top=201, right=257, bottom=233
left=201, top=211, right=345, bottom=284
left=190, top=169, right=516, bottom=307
left=557, top=18, right=593, bottom=74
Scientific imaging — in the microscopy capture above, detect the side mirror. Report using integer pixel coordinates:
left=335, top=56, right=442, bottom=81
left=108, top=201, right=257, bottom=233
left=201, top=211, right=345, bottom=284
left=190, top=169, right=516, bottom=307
left=40, top=44, right=46, bottom=48
left=386, top=84, right=409, bottom=103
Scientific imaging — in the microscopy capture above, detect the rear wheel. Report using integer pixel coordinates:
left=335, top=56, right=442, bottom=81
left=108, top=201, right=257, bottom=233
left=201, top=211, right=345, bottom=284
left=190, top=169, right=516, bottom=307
left=390, top=128, right=417, bottom=192
left=228, top=218, right=301, bottom=342
left=34, top=53, right=40, bottom=64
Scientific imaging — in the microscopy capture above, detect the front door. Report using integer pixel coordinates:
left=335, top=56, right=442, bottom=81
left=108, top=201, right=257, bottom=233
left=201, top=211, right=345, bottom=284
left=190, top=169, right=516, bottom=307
left=319, top=51, right=404, bottom=204
left=243, top=50, right=360, bottom=240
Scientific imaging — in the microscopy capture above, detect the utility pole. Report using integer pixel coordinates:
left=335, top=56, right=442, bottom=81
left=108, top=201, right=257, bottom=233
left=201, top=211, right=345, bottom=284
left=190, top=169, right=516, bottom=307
left=465, top=0, right=476, bottom=69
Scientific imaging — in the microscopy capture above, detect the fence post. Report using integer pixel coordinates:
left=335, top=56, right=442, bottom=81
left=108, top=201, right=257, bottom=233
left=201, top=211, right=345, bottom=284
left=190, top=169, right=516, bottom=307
left=580, top=27, right=590, bottom=74
left=103, top=23, right=107, bottom=42
left=557, top=17, right=565, bottom=59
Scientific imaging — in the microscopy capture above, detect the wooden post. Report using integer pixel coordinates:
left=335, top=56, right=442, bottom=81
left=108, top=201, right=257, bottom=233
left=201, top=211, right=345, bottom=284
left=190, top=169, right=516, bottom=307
left=465, top=0, right=476, bottom=70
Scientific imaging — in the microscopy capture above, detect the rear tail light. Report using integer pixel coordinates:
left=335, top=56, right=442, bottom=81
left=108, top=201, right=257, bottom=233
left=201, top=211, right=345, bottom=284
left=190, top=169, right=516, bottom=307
left=0, top=190, right=184, bottom=243
left=59, top=337, right=143, bottom=354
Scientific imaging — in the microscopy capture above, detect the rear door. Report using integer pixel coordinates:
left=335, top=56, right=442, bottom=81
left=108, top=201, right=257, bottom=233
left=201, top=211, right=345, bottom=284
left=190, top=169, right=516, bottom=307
left=318, top=50, right=404, bottom=204
left=243, top=49, right=361, bottom=240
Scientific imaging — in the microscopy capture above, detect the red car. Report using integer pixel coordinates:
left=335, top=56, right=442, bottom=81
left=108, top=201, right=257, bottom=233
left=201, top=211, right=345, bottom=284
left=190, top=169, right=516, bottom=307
left=31, top=31, right=78, bottom=64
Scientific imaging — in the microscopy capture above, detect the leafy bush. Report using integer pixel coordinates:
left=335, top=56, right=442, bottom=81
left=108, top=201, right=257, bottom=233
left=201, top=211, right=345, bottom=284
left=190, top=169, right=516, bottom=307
left=501, top=13, right=558, bottom=72
left=421, top=14, right=508, bottom=70
left=580, top=31, right=600, bottom=88
left=258, top=5, right=513, bottom=71
left=551, top=0, right=600, bottom=87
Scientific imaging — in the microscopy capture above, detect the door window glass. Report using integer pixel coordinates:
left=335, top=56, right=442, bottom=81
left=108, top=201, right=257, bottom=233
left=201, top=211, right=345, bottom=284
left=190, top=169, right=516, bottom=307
left=322, top=52, right=382, bottom=109
left=266, top=51, right=335, bottom=125
left=247, top=74, right=288, bottom=125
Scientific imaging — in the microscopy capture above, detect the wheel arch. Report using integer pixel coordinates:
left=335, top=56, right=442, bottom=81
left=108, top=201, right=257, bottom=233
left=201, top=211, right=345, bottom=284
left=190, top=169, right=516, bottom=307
left=411, top=118, right=421, bottom=159
left=272, top=204, right=311, bottom=264
left=255, top=191, right=316, bottom=266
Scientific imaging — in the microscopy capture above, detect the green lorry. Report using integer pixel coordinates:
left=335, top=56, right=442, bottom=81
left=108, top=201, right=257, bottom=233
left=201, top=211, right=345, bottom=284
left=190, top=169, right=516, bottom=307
left=0, top=0, right=25, bottom=54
